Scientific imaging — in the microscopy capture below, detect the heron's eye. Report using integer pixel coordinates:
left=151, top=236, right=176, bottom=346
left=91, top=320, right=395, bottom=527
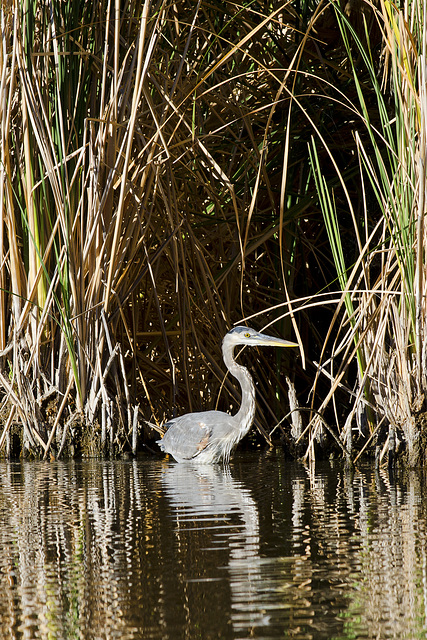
left=244, top=332, right=250, bottom=338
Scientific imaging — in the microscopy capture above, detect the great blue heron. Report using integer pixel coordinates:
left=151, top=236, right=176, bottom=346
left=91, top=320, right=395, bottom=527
left=157, top=326, right=298, bottom=463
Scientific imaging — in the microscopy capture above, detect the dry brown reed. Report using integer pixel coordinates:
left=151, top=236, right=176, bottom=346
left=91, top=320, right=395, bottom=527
left=0, top=0, right=309, bottom=459
left=1, top=0, right=424, bottom=466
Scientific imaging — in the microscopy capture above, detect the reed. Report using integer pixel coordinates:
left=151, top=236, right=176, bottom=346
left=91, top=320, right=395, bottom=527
left=304, top=0, right=427, bottom=465
left=0, top=0, right=313, bottom=458
left=4, top=0, right=423, bottom=465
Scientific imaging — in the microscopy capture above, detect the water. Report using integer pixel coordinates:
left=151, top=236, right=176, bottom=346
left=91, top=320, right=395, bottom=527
left=0, top=453, right=426, bottom=640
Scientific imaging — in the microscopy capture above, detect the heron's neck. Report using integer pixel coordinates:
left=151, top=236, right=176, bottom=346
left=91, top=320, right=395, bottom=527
left=222, top=343, right=256, bottom=436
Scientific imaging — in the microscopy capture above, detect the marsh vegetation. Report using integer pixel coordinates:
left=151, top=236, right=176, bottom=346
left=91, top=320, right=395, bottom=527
left=0, top=0, right=426, bottom=466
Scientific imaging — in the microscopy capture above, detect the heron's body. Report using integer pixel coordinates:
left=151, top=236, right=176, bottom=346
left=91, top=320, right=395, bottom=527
left=157, top=410, right=244, bottom=463
left=157, top=326, right=297, bottom=463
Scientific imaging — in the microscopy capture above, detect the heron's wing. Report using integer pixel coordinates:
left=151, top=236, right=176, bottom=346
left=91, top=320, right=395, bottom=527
left=157, top=412, right=215, bottom=462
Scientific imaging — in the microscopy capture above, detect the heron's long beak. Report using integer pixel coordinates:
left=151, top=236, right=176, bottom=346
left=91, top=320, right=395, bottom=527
left=255, top=332, right=298, bottom=348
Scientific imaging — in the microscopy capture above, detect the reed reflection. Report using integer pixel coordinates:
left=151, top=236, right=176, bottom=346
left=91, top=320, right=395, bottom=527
left=0, top=461, right=152, bottom=640
left=0, top=458, right=426, bottom=639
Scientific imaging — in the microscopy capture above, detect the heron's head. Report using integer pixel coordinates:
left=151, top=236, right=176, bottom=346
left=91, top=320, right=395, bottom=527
left=224, top=326, right=298, bottom=349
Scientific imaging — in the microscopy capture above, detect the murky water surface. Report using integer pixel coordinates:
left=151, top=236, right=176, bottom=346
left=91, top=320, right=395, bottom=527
left=0, top=453, right=426, bottom=639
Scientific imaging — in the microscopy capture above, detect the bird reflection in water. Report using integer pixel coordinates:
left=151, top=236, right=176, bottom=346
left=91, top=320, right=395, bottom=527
left=160, top=462, right=271, bottom=632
